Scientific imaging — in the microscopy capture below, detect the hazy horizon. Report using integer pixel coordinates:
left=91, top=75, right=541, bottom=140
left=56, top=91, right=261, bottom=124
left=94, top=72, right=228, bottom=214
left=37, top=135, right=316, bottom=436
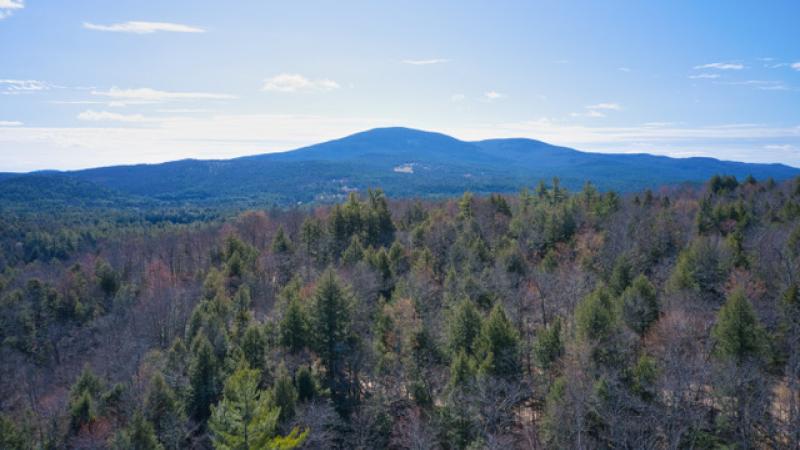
left=1, top=1, right=799, bottom=171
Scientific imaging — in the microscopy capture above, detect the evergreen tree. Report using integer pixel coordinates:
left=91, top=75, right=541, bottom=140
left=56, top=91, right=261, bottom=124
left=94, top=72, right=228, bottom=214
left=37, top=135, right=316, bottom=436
left=69, top=391, right=95, bottom=432
left=279, top=294, right=308, bottom=354
left=712, top=289, right=766, bottom=364
left=271, top=364, right=298, bottom=422
left=533, top=318, right=563, bottom=371
left=271, top=226, right=293, bottom=254
left=575, top=287, right=620, bottom=365
left=209, top=366, right=307, bottom=450
left=144, top=372, right=184, bottom=449
left=241, top=323, right=268, bottom=371
left=295, top=366, right=318, bottom=402
left=608, top=256, right=633, bottom=296
left=187, top=334, right=220, bottom=422
left=112, top=411, right=164, bottom=450
left=476, top=303, right=521, bottom=379
left=366, top=188, right=396, bottom=247
left=620, top=274, right=660, bottom=336
left=0, top=415, right=28, bottom=450
left=448, top=350, right=476, bottom=391
left=308, top=269, right=353, bottom=401
left=446, top=298, right=482, bottom=357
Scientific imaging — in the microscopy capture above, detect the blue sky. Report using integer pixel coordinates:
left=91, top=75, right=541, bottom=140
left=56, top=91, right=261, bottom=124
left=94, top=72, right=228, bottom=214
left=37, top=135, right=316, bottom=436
left=1, top=0, right=799, bottom=171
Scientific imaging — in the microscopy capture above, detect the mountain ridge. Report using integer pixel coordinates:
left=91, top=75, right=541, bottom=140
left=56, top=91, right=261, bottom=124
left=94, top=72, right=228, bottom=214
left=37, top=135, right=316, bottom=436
left=1, top=127, right=798, bottom=207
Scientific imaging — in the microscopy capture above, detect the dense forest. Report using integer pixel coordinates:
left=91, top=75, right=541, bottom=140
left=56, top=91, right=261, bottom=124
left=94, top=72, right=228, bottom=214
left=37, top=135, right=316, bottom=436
left=1, top=175, right=800, bottom=449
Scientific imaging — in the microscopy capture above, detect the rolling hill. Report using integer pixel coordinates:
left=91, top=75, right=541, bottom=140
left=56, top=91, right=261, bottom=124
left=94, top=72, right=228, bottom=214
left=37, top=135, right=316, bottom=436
left=1, top=127, right=798, bottom=207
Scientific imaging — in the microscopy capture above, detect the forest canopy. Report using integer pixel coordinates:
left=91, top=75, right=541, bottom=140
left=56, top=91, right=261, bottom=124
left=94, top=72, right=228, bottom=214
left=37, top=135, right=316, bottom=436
left=1, top=176, right=800, bottom=449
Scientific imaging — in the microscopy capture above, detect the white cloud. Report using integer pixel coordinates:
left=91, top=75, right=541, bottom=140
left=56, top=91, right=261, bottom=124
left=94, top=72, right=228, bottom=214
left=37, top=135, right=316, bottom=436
left=484, top=91, right=505, bottom=101
left=573, top=102, right=622, bottom=118
left=694, top=62, right=744, bottom=70
left=586, top=103, right=621, bottom=111
left=722, top=80, right=789, bottom=91
left=0, top=79, right=52, bottom=93
left=792, top=62, right=800, bottom=71
left=77, top=110, right=152, bottom=123
left=0, top=120, right=22, bottom=127
left=90, top=87, right=235, bottom=105
left=571, top=110, right=606, bottom=118
left=689, top=73, right=720, bottom=79
left=764, top=144, right=796, bottom=151
left=618, top=67, right=631, bottom=72
left=83, top=21, right=205, bottom=34
left=0, top=0, right=23, bottom=20
left=450, top=93, right=465, bottom=102
left=401, top=59, right=449, bottom=65
left=261, top=74, right=340, bottom=93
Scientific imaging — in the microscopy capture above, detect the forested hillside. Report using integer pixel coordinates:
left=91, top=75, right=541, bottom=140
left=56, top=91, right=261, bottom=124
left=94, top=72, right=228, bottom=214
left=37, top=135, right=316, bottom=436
left=3, top=128, right=798, bottom=208
left=2, top=175, right=800, bottom=449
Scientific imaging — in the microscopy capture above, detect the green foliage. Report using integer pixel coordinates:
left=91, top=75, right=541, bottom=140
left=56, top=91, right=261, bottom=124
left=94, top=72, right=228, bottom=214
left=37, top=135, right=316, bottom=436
left=620, top=274, right=660, bottom=336
left=271, top=364, right=297, bottom=422
left=607, top=255, right=633, bottom=296
left=448, top=350, right=476, bottom=391
left=575, top=287, right=617, bottom=343
left=630, top=354, right=659, bottom=400
left=279, top=293, right=308, bottom=354
left=112, top=411, right=164, bottom=450
left=669, top=237, right=729, bottom=300
left=712, top=289, right=766, bottom=364
left=188, top=333, right=220, bottom=421
left=708, top=175, right=739, bottom=195
left=0, top=415, right=28, bottom=450
left=533, top=318, right=563, bottom=371
left=446, top=298, right=482, bottom=357
left=476, top=303, right=521, bottom=379
left=308, top=269, right=353, bottom=406
left=241, top=324, right=267, bottom=371
left=145, top=372, right=184, bottom=448
left=271, top=226, right=293, bottom=254
left=295, top=366, right=318, bottom=402
left=69, top=391, right=95, bottom=432
left=210, top=367, right=278, bottom=450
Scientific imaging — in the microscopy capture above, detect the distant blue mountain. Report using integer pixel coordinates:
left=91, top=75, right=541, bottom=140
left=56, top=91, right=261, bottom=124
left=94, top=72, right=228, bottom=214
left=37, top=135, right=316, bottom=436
left=1, top=127, right=798, bottom=206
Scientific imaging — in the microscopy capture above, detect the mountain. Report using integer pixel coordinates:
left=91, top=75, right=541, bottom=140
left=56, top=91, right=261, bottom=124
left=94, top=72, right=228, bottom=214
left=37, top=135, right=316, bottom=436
left=1, top=127, right=798, bottom=207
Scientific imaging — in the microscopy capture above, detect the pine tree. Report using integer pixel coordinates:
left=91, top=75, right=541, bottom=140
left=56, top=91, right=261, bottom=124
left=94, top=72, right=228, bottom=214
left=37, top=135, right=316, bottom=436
left=112, top=412, right=164, bottom=450
left=69, top=391, right=95, bottom=432
left=279, top=295, right=308, bottom=354
left=271, top=364, right=298, bottom=422
left=366, top=188, right=396, bottom=247
left=476, top=303, right=521, bottom=379
left=576, top=287, right=617, bottom=343
left=575, top=287, right=620, bottom=365
left=448, top=350, right=476, bottom=391
left=187, top=334, right=220, bottom=421
left=620, top=274, right=660, bottom=336
left=0, top=415, right=28, bottom=450
left=209, top=366, right=307, bottom=450
left=144, top=372, right=184, bottom=448
left=241, top=323, right=268, bottom=371
left=533, top=318, right=563, bottom=371
left=271, top=226, right=293, bottom=254
left=446, top=298, right=482, bottom=357
left=308, top=269, right=352, bottom=400
left=608, top=256, right=633, bottom=296
left=295, top=366, right=317, bottom=402
left=712, top=289, right=765, bottom=364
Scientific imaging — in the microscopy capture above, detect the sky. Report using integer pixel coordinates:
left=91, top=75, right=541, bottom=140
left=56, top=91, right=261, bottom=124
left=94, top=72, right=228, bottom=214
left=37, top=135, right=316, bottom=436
left=1, top=0, right=799, bottom=172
